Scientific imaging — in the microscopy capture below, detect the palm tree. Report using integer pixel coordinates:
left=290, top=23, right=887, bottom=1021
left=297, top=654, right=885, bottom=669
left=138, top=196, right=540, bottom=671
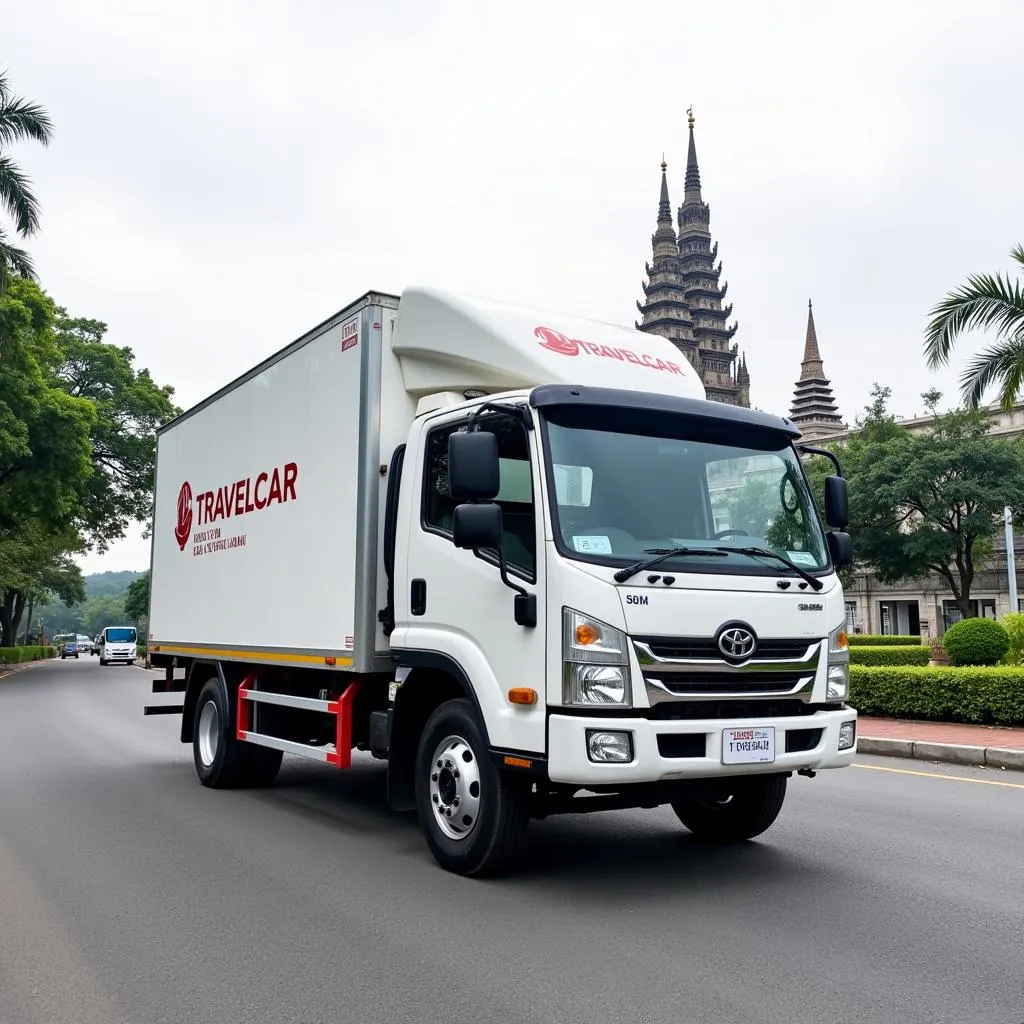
left=924, top=245, right=1024, bottom=411
left=0, top=68, right=54, bottom=294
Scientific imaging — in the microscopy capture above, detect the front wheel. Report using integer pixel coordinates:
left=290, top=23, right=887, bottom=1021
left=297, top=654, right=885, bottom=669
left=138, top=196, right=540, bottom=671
left=415, top=699, right=529, bottom=877
left=671, top=774, right=787, bottom=842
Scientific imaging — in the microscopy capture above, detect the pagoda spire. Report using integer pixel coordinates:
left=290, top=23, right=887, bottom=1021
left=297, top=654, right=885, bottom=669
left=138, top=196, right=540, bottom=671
left=635, top=158, right=695, bottom=360
left=799, top=299, right=825, bottom=380
left=674, top=108, right=746, bottom=406
left=789, top=300, right=846, bottom=441
left=684, top=106, right=701, bottom=201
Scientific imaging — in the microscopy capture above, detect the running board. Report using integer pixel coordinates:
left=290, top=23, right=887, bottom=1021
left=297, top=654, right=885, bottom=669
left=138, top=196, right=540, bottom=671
left=236, top=677, right=362, bottom=768
left=144, top=704, right=184, bottom=716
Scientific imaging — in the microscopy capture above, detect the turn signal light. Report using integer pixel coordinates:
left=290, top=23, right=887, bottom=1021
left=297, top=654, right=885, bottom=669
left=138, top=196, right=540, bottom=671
left=836, top=631, right=848, bottom=650
left=575, top=623, right=600, bottom=645
left=508, top=687, right=537, bottom=705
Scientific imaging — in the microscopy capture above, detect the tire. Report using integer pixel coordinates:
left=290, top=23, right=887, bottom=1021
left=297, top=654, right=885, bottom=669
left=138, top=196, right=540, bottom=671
left=192, top=677, right=250, bottom=788
left=99, top=658, right=107, bottom=666
left=414, top=698, right=530, bottom=877
left=671, top=774, right=787, bottom=843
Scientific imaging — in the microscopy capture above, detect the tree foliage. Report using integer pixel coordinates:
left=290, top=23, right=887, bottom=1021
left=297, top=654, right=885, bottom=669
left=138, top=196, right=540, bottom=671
left=924, top=244, right=1024, bottom=410
left=123, top=571, right=149, bottom=623
left=0, top=278, right=176, bottom=644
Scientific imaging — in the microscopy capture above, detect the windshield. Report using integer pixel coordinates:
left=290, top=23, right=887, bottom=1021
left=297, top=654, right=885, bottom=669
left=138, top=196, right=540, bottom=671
left=105, top=627, right=137, bottom=643
left=542, top=408, right=829, bottom=577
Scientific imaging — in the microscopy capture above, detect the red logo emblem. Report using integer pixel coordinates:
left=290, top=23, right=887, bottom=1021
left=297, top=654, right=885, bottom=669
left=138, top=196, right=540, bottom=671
left=535, top=326, right=580, bottom=356
left=174, top=481, right=193, bottom=551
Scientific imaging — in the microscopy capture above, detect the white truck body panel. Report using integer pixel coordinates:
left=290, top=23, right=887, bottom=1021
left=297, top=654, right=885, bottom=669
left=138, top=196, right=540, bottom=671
left=150, top=293, right=407, bottom=671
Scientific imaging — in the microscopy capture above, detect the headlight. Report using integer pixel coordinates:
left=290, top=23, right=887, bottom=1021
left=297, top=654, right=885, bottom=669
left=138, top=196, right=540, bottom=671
left=827, top=623, right=850, bottom=701
left=828, top=625, right=849, bottom=656
left=827, top=664, right=849, bottom=701
left=562, top=608, right=632, bottom=707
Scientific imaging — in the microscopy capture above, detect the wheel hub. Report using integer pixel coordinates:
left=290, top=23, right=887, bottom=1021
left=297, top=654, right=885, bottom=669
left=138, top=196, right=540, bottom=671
left=198, top=699, right=220, bottom=767
left=428, top=734, right=482, bottom=841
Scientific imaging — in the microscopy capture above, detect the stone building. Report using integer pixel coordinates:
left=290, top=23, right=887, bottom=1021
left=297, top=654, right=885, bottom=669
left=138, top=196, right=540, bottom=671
left=635, top=110, right=749, bottom=406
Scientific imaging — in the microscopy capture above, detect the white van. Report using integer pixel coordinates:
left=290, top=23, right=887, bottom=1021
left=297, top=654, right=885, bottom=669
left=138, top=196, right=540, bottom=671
left=99, top=626, right=138, bottom=666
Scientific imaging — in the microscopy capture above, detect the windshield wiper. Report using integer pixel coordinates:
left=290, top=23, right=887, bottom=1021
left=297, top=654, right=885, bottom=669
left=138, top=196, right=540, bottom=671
left=613, top=547, right=727, bottom=584
left=714, top=546, right=824, bottom=591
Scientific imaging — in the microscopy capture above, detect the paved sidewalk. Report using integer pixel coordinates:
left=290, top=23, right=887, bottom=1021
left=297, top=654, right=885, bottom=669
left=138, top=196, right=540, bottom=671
left=858, top=716, right=1024, bottom=771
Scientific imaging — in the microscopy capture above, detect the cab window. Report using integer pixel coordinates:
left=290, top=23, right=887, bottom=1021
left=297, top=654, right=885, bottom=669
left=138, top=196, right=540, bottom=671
left=422, top=416, right=536, bottom=579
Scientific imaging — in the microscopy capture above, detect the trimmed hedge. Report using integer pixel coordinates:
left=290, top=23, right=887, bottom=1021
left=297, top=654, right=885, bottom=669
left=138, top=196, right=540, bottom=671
left=849, top=645, right=931, bottom=667
left=941, top=617, right=1010, bottom=666
left=0, top=646, right=56, bottom=666
left=849, top=665, right=1024, bottom=726
left=848, top=634, right=922, bottom=647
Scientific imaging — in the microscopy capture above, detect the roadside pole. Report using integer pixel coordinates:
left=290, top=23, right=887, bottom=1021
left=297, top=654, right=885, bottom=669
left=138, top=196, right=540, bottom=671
left=1006, top=506, right=1018, bottom=614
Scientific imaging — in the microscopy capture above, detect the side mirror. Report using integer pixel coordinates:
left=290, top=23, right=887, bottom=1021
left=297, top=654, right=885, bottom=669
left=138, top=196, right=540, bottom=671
left=448, top=431, right=500, bottom=502
left=824, top=475, right=849, bottom=530
left=827, top=531, right=853, bottom=568
left=453, top=502, right=502, bottom=551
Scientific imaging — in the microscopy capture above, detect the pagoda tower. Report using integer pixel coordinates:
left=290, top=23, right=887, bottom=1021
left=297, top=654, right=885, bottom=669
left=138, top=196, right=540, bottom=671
left=637, top=110, right=748, bottom=406
left=789, top=300, right=846, bottom=440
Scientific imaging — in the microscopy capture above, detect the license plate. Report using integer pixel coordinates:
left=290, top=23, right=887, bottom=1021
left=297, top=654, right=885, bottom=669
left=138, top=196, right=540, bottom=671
left=722, top=727, right=775, bottom=765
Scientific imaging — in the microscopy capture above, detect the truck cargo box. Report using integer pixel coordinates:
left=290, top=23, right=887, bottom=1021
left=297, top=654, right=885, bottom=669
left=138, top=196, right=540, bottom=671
left=149, top=292, right=411, bottom=672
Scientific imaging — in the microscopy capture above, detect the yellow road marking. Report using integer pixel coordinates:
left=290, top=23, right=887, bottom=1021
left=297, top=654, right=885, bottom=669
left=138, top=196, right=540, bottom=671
left=854, top=762, right=1024, bottom=790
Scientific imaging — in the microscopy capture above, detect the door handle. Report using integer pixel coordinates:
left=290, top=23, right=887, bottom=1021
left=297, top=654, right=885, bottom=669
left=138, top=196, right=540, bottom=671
left=411, top=579, right=427, bottom=616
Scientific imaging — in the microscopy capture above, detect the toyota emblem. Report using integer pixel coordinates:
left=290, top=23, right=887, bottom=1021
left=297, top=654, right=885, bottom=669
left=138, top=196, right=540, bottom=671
left=717, top=625, right=757, bottom=660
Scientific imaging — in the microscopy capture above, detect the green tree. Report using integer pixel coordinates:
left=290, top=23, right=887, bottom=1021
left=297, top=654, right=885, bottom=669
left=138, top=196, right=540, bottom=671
left=0, top=69, right=55, bottom=293
left=0, top=522, right=84, bottom=645
left=123, top=571, right=149, bottom=623
left=842, top=386, right=1024, bottom=619
left=924, top=244, right=1024, bottom=410
left=53, top=314, right=179, bottom=547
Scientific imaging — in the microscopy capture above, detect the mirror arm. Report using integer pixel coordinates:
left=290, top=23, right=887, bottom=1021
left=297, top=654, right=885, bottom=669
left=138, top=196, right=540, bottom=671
left=797, top=443, right=843, bottom=477
left=467, top=401, right=534, bottom=432
left=471, top=541, right=537, bottom=628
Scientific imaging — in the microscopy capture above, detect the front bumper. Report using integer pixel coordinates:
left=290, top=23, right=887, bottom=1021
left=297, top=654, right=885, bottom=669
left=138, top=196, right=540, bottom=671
left=547, top=708, right=857, bottom=785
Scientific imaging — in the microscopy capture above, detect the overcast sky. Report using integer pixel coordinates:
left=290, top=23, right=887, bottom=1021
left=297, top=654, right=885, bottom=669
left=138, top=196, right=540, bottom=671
left=7, top=0, right=1024, bottom=574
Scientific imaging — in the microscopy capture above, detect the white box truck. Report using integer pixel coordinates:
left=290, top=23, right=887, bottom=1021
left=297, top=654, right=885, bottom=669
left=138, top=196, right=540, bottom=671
left=147, top=287, right=857, bottom=876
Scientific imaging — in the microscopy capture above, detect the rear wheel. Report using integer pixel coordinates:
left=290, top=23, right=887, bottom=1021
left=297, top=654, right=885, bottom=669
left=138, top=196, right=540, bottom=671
left=192, top=677, right=282, bottom=788
left=671, top=774, right=787, bottom=842
left=415, top=698, right=529, bottom=877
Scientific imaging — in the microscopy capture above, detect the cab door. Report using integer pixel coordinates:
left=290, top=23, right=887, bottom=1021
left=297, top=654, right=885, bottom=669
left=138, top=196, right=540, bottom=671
left=392, top=406, right=547, bottom=756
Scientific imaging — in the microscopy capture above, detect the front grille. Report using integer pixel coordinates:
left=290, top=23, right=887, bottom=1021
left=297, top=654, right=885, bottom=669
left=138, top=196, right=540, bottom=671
left=644, top=672, right=811, bottom=696
left=635, top=636, right=815, bottom=661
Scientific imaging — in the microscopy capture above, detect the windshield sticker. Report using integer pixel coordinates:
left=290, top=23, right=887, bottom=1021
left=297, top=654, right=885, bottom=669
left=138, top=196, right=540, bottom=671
left=787, top=550, right=817, bottom=565
left=573, top=535, right=613, bottom=554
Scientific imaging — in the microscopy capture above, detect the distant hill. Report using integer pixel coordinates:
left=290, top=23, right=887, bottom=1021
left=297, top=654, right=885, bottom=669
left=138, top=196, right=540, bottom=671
left=29, top=570, right=146, bottom=642
left=85, top=570, right=145, bottom=598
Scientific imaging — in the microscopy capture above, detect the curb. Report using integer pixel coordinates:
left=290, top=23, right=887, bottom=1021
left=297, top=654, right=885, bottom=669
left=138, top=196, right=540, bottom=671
left=0, top=660, right=47, bottom=682
left=859, top=736, right=1024, bottom=772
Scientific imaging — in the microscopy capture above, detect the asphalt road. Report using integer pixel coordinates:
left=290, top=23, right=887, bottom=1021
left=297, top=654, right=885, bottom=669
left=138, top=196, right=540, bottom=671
left=1, top=658, right=1022, bottom=1024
